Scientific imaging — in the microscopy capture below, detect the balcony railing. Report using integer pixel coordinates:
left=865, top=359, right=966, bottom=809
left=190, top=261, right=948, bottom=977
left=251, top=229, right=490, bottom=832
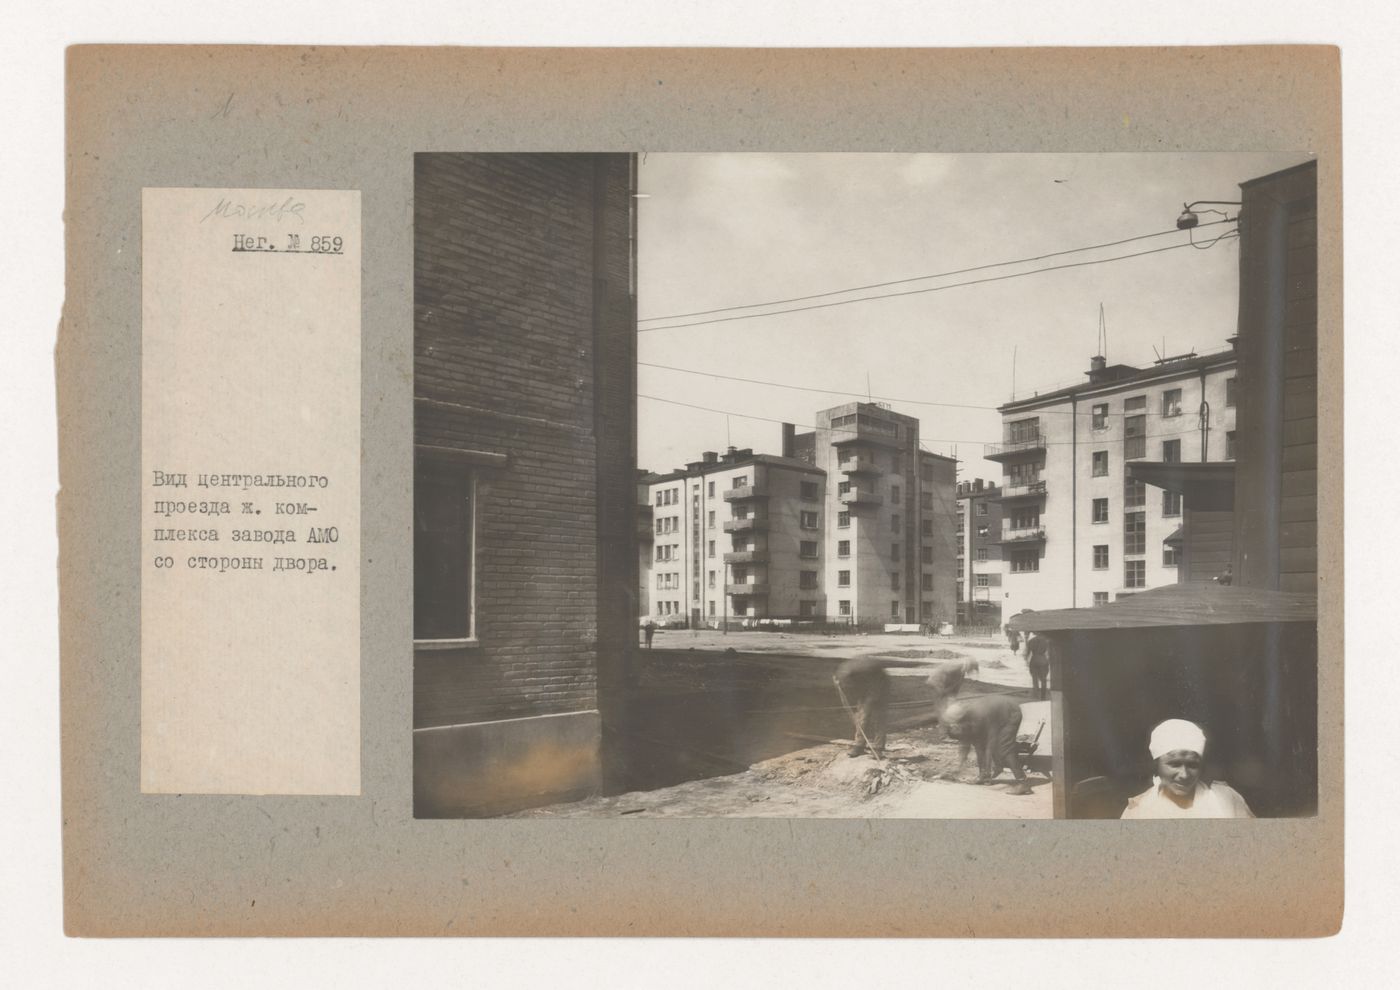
left=839, top=488, right=884, bottom=508
left=723, top=517, right=769, bottom=533
left=997, top=480, right=1047, bottom=500
left=838, top=456, right=880, bottom=476
left=983, top=434, right=1047, bottom=461
left=723, top=549, right=767, bottom=565
left=726, top=582, right=770, bottom=597
left=722, top=484, right=768, bottom=502
left=997, top=527, right=1047, bottom=545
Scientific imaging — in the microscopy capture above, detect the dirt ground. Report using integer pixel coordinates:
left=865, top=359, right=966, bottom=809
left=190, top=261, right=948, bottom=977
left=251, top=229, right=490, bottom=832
left=515, top=631, right=1052, bottom=819
left=514, top=726, right=1053, bottom=819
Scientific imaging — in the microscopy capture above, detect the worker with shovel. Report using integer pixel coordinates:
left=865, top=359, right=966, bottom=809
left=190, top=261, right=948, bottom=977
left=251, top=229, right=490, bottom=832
left=833, top=656, right=891, bottom=759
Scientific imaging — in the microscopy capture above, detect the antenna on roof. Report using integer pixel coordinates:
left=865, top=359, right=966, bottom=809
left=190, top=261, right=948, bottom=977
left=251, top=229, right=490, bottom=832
left=866, top=371, right=872, bottom=403
left=1097, top=302, right=1108, bottom=360
left=1011, top=345, right=1017, bottom=400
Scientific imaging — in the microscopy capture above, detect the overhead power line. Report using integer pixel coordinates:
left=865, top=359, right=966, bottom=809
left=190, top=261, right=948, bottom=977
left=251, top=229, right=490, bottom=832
left=638, top=218, right=1235, bottom=328
left=638, top=393, right=1222, bottom=449
left=639, top=355, right=1236, bottom=419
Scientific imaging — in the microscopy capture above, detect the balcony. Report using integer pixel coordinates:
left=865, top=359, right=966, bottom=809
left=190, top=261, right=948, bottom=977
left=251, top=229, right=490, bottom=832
left=996, top=480, right=1048, bottom=501
left=726, top=582, right=770, bottom=597
left=983, top=434, right=1047, bottom=462
left=723, top=517, right=769, bottom=534
left=839, top=488, right=884, bottom=508
left=997, top=526, right=1047, bottom=545
left=722, top=484, right=768, bottom=502
left=830, top=420, right=903, bottom=449
left=723, top=549, right=768, bottom=565
left=838, top=456, right=880, bottom=476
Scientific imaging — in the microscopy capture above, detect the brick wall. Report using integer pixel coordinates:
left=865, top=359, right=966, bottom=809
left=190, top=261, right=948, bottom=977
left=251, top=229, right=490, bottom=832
left=414, top=153, right=636, bottom=730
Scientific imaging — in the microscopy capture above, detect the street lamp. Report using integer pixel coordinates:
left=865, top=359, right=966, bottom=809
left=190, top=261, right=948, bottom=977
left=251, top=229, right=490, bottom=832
left=1176, top=200, right=1243, bottom=230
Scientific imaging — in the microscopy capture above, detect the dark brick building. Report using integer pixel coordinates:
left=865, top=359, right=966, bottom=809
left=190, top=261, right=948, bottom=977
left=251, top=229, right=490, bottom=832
left=413, top=153, right=637, bottom=817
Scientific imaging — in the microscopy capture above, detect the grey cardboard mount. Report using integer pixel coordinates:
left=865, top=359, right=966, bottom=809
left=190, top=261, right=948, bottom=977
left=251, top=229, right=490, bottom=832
left=60, top=46, right=1342, bottom=937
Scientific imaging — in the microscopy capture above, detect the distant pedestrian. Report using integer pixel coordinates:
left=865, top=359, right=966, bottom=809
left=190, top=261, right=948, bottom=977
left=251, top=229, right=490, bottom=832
left=643, top=621, right=655, bottom=649
left=1005, top=626, right=1020, bottom=652
left=1026, top=633, right=1050, bottom=700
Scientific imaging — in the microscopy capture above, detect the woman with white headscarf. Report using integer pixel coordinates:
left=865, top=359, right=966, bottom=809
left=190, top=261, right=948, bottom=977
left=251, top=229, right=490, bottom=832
left=1120, top=718, right=1255, bottom=819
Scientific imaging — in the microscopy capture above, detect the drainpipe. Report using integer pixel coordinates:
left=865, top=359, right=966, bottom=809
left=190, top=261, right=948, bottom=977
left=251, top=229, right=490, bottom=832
left=1070, top=395, right=1077, bottom=607
left=1199, top=366, right=1210, bottom=462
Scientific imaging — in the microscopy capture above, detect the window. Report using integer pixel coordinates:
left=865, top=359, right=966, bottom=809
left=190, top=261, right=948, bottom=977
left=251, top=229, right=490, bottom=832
left=656, top=574, right=664, bottom=590
left=976, top=548, right=988, bottom=562
left=891, top=572, right=901, bottom=591
left=838, top=600, right=851, bottom=616
left=892, top=514, right=902, bottom=534
left=1124, top=413, right=1146, bottom=459
left=1093, top=545, right=1109, bottom=569
left=838, top=511, right=850, bottom=529
left=732, top=599, right=747, bottom=616
left=1007, top=460, right=1042, bottom=488
left=733, top=475, right=747, bottom=489
left=801, top=481, right=819, bottom=500
left=977, top=502, right=988, bottom=516
left=975, top=574, right=990, bottom=587
left=1007, top=417, right=1041, bottom=444
left=708, top=510, right=715, bottom=528
left=708, top=601, right=715, bottom=616
left=708, top=570, right=715, bottom=589
left=1010, top=550, right=1040, bottom=573
left=1092, top=498, right=1109, bottom=524
left=1162, top=388, right=1183, bottom=418
left=891, top=485, right=901, bottom=503
left=921, top=546, right=933, bottom=564
left=1124, top=396, right=1146, bottom=413
left=732, top=566, right=747, bottom=583
left=837, top=540, right=851, bottom=557
left=1163, top=544, right=1180, bottom=567
left=922, top=462, right=934, bottom=483
left=800, top=601, right=818, bottom=617
left=800, top=540, right=819, bottom=559
left=1124, top=476, right=1145, bottom=509
left=1125, top=559, right=1146, bottom=588
left=1092, top=450, right=1108, bottom=476
left=922, top=573, right=933, bottom=591
left=655, top=491, right=663, bottom=507
left=921, top=492, right=932, bottom=510
left=707, top=540, right=715, bottom=558
left=891, top=601, right=901, bottom=618
left=800, top=570, right=818, bottom=590
left=1124, top=512, right=1146, bottom=555
left=838, top=570, right=851, bottom=587
left=1163, top=490, right=1182, bottom=517
left=837, top=480, right=852, bottom=496
left=1225, top=377, right=1237, bottom=407
left=415, top=463, right=475, bottom=640
left=921, top=519, right=933, bottom=537
left=1226, top=430, right=1237, bottom=460
left=1010, top=506, right=1038, bottom=529
left=977, top=524, right=989, bottom=538
left=1162, top=439, right=1181, bottom=464
left=707, top=481, right=715, bottom=497
left=800, top=510, right=819, bottom=530
left=1093, top=591, right=1109, bottom=606
left=1091, top=403, right=1109, bottom=430
left=891, top=543, right=901, bottom=562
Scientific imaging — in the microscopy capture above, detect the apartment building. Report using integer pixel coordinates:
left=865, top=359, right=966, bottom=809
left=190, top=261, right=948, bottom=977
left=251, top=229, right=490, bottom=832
left=955, top=478, right=1003, bottom=625
left=796, top=402, right=959, bottom=626
left=639, top=402, right=959, bottom=627
left=989, top=347, right=1238, bottom=619
left=642, top=449, right=827, bottom=625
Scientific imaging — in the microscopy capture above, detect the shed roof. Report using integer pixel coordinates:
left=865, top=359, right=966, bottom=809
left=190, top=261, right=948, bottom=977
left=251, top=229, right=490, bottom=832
left=1007, top=582, right=1316, bottom=633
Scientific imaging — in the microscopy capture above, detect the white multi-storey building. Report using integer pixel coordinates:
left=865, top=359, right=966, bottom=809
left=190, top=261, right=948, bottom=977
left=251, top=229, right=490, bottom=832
left=988, top=347, right=1239, bottom=619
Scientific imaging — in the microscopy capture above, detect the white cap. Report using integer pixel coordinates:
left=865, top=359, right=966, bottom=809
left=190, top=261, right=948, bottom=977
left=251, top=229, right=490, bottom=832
left=1148, top=719, right=1206, bottom=760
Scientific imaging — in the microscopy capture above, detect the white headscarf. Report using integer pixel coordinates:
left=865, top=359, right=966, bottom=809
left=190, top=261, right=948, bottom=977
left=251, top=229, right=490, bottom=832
left=1148, top=719, right=1206, bottom=760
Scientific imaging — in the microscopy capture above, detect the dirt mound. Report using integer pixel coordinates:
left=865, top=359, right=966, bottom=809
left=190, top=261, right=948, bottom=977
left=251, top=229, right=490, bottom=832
left=872, top=648, right=967, bottom=661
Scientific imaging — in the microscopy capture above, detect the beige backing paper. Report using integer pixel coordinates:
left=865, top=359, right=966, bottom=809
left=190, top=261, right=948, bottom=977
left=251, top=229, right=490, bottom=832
left=140, top=188, right=360, bottom=795
left=60, top=46, right=1342, bottom=937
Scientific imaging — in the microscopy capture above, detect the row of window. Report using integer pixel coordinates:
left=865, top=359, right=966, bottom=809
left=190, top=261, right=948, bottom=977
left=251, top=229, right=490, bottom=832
left=1090, top=489, right=1181, bottom=523
left=1085, top=378, right=1236, bottom=432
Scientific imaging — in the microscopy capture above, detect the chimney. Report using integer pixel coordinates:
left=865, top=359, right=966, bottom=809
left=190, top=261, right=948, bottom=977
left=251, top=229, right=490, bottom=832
left=703, top=450, right=718, bottom=464
left=781, top=423, right=795, bottom=458
left=975, top=478, right=984, bottom=492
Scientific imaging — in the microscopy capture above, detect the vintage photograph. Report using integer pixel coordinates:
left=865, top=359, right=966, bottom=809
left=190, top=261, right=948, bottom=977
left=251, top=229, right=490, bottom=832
left=412, top=152, right=1318, bottom=820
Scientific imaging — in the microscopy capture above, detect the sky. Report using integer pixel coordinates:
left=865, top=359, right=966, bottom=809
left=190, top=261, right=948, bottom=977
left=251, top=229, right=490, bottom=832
left=636, top=152, right=1311, bottom=480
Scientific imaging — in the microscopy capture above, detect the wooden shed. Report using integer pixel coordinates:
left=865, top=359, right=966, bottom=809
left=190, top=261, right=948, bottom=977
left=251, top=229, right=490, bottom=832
left=1009, top=583, right=1317, bottom=819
